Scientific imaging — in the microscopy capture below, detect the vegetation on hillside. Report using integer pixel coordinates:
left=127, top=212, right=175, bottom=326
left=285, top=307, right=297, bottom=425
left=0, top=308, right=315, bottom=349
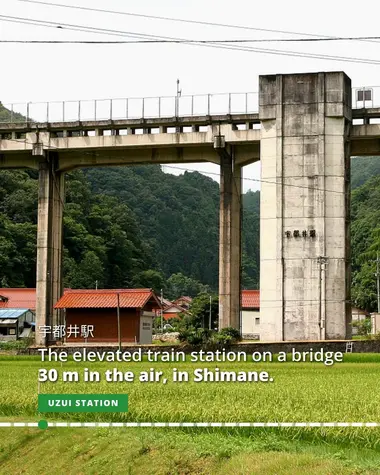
left=351, top=156, right=380, bottom=189
left=351, top=173, right=380, bottom=311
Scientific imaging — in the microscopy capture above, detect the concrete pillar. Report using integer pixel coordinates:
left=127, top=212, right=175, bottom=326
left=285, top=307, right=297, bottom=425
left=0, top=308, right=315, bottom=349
left=259, top=72, right=352, bottom=341
left=218, top=150, right=242, bottom=330
left=35, top=153, right=65, bottom=346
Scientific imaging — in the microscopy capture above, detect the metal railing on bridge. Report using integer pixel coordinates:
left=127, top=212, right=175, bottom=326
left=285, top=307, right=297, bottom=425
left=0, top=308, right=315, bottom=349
left=0, top=92, right=259, bottom=124
left=1, top=87, right=379, bottom=125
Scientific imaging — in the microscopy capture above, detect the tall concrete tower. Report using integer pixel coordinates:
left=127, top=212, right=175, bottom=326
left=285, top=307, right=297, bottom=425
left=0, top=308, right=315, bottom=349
left=259, top=72, right=351, bottom=341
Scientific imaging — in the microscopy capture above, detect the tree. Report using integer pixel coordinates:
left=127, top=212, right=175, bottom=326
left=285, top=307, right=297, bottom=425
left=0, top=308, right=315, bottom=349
left=188, top=293, right=219, bottom=330
left=166, top=273, right=209, bottom=300
left=351, top=174, right=380, bottom=311
left=64, top=251, right=104, bottom=289
left=131, top=270, right=165, bottom=294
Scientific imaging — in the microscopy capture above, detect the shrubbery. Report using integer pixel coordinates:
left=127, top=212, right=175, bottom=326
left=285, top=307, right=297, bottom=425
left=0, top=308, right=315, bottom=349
left=0, top=337, right=33, bottom=350
left=178, top=326, right=241, bottom=347
left=352, top=318, right=372, bottom=336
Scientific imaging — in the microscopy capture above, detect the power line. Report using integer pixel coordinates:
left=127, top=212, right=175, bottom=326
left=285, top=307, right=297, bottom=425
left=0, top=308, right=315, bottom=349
left=14, top=0, right=380, bottom=46
left=4, top=36, right=380, bottom=44
left=1, top=15, right=380, bottom=65
left=162, top=164, right=344, bottom=194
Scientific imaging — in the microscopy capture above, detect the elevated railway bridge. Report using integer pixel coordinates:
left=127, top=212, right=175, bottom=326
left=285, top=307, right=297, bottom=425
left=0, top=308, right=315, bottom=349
left=1, top=71, right=379, bottom=345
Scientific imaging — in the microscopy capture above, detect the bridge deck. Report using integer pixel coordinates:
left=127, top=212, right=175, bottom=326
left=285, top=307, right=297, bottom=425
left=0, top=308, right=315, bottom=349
left=1, top=110, right=380, bottom=171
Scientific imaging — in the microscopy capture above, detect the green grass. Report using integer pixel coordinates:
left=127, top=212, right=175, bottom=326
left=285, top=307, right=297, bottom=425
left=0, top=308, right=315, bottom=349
left=0, top=354, right=380, bottom=474
left=1, top=426, right=380, bottom=474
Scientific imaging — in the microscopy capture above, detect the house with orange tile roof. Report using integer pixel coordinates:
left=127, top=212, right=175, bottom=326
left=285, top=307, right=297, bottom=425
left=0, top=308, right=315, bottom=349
left=54, top=288, right=161, bottom=344
left=0, top=288, right=36, bottom=310
left=241, top=290, right=260, bottom=340
left=162, top=302, right=189, bottom=321
left=173, top=296, right=192, bottom=310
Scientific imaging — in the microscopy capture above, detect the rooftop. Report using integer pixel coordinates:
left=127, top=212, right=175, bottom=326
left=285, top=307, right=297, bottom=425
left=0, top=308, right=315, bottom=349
left=0, top=288, right=36, bottom=310
left=0, top=308, right=33, bottom=320
left=54, top=288, right=160, bottom=309
left=174, top=296, right=192, bottom=303
left=241, top=290, right=260, bottom=309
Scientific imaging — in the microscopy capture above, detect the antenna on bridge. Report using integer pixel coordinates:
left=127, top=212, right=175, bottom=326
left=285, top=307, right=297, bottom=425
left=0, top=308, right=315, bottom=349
left=175, top=79, right=181, bottom=118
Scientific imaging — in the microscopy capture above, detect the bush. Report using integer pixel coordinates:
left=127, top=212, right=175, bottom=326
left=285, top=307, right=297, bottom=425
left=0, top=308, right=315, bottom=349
left=352, top=318, right=372, bottom=336
left=178, top=327, right=213, bottom=345
left=373, top=332, right=380, bottom=341
left=217, top=327, right=242, bottom=343
left=0, top=337, right=34, bottom=351
left=178, top=326, right=241, bottom=347
left=208, top=333, right=234, bottom=346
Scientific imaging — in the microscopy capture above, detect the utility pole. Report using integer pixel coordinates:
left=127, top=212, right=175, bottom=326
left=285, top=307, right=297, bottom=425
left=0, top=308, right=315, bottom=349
left=160, top=288, right=164, bottom=333
left=317, top=256, right=328, bottom=340
left=209, top=295, right=212, bottom=330
left=376, top=251, right=380, bottom=313
left=116, top=292, right=121, bottom=352
left=175, top=79, right=181, bottom=118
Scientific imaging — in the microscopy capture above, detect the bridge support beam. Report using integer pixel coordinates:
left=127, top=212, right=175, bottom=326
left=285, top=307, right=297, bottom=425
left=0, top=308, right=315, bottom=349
left=217, top=142, right=242, bottom=331
left=35, top=153, right=65, bottom=346
left=259, top=72, right=352, bottom=341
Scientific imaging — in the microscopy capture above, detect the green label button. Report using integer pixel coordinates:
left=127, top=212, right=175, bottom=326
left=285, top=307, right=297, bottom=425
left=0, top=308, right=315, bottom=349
left=38, top=394, right=128, bottom=413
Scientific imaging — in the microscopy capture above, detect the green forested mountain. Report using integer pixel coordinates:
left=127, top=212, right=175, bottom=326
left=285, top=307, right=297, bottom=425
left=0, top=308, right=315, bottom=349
left=242, top=190, right=260, bottom=288
left=0, top=169, right=157, bottom=289
left=84, top=166, right=260, bottom=290
left=350, top=172, right=380, bottom=311
left=0, top=165, right=259, bottom=292
left=83, top=166, right=221, bottom=287
left=351, top=156, right=380, bottom=189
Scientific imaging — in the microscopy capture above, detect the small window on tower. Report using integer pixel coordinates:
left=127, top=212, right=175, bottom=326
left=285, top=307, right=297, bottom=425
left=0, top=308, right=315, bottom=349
left=255, top=318, right=260, bottom=325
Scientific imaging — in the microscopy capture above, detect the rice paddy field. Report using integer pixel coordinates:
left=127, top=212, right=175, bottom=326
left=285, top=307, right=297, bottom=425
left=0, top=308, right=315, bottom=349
left=0, top=353, right=380, bottom=474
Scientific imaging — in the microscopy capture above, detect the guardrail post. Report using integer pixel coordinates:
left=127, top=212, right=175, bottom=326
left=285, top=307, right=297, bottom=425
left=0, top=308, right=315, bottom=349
left=126, top=98, right=128, bottom=119
left=94, top=100, right=97, bottom=121
left=46, top=103, right=49, bottom=123
left=78, top=101, right=81, bottom=121
left=26, top=102, right=30, bottom=123
left=158, top=97, right=161, bottom=118
left=110, top=99, right=113, bottom=120
left=142, top=98, right=145, bottom=119
left=10, top=104, right=13, bottom=123
left=245, top=92, right=248, bottom=113
left=207, top=94, right=210, bottom=115
left=191, top=95, right=194, bottom=116
left=228, top=93, right=231, bottom=114
left=62, top=101, right=65, bottom=122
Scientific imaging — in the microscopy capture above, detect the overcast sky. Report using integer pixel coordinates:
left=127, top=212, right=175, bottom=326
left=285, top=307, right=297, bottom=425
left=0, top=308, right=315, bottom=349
left=1, top=0, right=380, bottom=192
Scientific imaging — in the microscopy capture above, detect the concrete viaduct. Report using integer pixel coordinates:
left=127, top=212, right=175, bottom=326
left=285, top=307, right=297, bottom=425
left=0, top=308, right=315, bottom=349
left=1, top=71, right=379, bottom=345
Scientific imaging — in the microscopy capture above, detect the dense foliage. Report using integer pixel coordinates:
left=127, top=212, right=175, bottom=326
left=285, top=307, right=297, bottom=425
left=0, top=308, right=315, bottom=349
left=0, top=165, right=259, bottom=292
left=350, top=171, right=380, bottom=311
left=351, top=156, right=380, bottom=189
